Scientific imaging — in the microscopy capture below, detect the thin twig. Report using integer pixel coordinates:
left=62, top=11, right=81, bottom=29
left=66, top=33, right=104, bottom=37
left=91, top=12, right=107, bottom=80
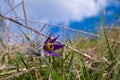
left=62, top=22, right=65, bottom=42
left=0, top=67, right=35, bottom=80
left=34, top=24, right=47, bottom=41
left=22, top=0, right=30, bottom=40
left=4, top=2, right=22, bottom=15
left=40, top=24, right=47, bottom=32
left=66, top=45, right=99, bottom=62
left=20, top=19, right=100, bottom=38
left=0, top=66, right=16, bottom=71
left=18, top=18, right=120, bottom=44
left=5, top=0, right=17, bottom=17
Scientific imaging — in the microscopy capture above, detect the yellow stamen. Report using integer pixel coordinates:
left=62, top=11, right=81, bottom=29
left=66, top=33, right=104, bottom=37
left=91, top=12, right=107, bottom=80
left=45, top=42, right=54, bottom=51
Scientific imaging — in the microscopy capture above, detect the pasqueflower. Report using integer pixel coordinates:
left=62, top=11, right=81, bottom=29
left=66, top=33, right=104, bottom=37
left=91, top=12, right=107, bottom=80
left=43, top=35, right=65, bottom=57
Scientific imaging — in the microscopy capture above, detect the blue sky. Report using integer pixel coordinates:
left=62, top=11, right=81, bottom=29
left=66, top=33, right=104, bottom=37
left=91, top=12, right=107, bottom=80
left=70, top=4, right=120, bottom=32
left=0, top=0, right=120, bottom=39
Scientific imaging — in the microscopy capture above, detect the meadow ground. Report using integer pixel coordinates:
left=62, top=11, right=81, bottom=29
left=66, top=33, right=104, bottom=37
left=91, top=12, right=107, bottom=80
left=0, top=26, right=120, bottom=80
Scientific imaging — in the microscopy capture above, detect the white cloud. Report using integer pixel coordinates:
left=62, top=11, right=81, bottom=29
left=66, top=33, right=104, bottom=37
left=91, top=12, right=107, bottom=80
left=1, top=0, right=116, bottom=24
left=19, top=0, right=110, bottom=24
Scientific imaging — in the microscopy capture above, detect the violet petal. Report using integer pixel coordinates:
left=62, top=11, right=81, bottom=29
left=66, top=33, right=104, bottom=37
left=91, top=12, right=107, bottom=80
left=50, top=35, right=59, bottom=43
left=45, top=50, right=51, bottom=56
left=45, top=51, right=60, bottom=57
left=44, top=34, right=51, bottom=44
left=49, top=51, right=60, bottom=57
left=53, top=44, right=65, bottom=50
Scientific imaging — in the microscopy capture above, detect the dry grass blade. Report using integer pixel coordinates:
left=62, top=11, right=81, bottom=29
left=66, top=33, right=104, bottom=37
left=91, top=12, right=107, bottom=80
left=0, top=67, right=36, bottom=80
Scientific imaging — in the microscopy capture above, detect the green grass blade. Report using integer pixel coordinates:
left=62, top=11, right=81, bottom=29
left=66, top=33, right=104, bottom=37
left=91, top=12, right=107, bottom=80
left=52, top=56, right=58, bottom=71
left=68, top=52, right=74, bottom=80
left=104, top=28, right=116, bottom=60
left=100, top=13, right=116, bottom=61
left=1, top=53, right=6, bottom=64
left=20, top=56, right=29, bottom=69
left=82, top=60, right=90, bottom=80
left=21, top=30, right=30, bottom=42
left=14, top=59, right=20, bottom=72
left=29, top=73, right=34, bottom=80
left=78, top=55, right=90, bottom=80
left=62, top=50, right=72, bottom=64
left=0, top=38, right=6, bottom=49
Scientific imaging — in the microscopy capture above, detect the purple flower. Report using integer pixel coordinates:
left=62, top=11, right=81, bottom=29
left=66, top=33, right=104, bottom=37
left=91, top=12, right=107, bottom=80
left=43, top=35, right=65, bottom=57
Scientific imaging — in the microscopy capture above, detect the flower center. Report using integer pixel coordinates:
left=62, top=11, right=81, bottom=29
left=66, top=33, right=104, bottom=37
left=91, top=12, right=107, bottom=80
left=44, top=42, right=54, bottom=51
